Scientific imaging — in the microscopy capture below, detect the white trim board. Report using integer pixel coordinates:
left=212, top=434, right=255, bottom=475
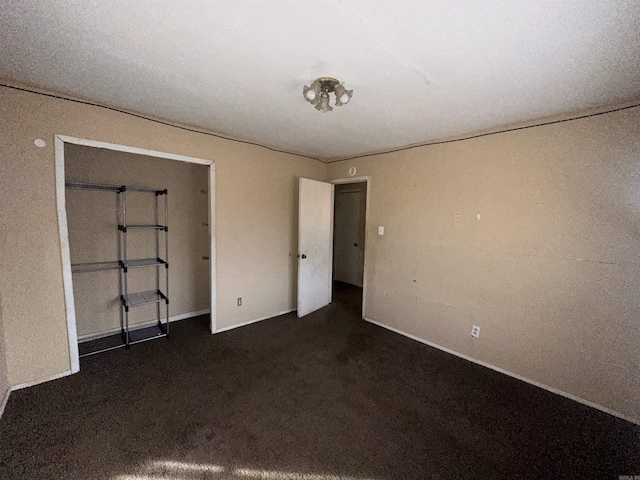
left=170, top=309, right=210, bottom=323
left=0, top=386, right=10, bottom=421
left=208, top=163, right=217, bottom=333
left=10, top=369, right=74, bottom=392
left=78, top=309, right=211, bottom=342
left=55, top=135, right=213, bottom=165
left=55, top=136, right=80, bottom=374
left=364, top=317, right=640, bottom=426
left=0, top=369, right=75, bottom=421
left=216, top=309, right=295, bottom=334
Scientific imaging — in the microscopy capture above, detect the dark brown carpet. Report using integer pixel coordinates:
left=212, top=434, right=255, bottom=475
left=1, top=283, right=638, bottom=479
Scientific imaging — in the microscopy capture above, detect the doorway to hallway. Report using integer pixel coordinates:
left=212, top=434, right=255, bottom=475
left=296, top=176, right=369, bottom=320
left=332, top=281, right=363, bottom=315
left=332, top=181, right=367, bottom=315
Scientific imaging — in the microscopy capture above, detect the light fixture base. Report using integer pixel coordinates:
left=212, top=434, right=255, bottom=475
left=316, top=77, right=340, bottom=93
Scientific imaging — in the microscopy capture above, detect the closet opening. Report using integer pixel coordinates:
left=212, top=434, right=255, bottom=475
left=55, top=136, right=215, bottom=370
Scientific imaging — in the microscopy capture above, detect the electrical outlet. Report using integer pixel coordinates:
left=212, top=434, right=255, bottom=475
left=471, top=325, right=480, bottom=338
left=237, top=297, right=242, bottom=306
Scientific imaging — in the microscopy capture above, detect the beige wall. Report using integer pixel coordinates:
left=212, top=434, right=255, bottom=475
left=65, top=144, right=209, bottom=338
left=328, top=105, right=640, bottom=423
left=0, top=84, right=325, bottom=387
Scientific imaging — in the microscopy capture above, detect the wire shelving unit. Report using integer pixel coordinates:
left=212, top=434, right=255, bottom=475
left=66, top=182, right=169, bottom=356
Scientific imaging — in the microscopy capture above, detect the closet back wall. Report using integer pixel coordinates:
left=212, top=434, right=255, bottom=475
left=65, top=144, right=209, bottom=338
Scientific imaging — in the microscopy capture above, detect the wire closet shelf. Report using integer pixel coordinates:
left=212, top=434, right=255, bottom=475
left=66, top=181, right=169, bottom=356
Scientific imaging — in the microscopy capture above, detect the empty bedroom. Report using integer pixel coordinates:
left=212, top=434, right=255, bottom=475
left=0, top=1, right=639, bottom=479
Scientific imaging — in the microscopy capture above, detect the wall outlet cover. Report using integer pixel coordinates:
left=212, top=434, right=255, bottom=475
left=471, top=325, right=480, bottom=338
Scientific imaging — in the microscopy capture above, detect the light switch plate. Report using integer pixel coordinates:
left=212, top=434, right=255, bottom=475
left=378, top=226, right=384, bottom=235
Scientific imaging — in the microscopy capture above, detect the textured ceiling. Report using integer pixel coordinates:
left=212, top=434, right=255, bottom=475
left=1, top=1, right=639, bottom=160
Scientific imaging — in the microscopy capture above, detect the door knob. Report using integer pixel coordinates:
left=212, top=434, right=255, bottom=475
left=353, top=243, right=358, bottom=247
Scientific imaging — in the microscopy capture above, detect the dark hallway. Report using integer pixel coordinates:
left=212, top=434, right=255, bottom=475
left=332, top=280, right=363, bottom=316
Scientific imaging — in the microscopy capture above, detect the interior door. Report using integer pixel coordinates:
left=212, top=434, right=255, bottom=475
left=297, top=178, right=334, bottom=317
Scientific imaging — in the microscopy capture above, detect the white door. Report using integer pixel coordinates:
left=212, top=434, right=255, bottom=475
left=297, top=178, right=334, bottom=317
left=333, top=189, right=365, bottom=287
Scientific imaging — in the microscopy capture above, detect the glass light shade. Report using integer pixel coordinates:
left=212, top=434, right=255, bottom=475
left=334, top=84, right=353, bottom=107
left=303, top=81, right=321, bottom=105
left=304, top=88, right=316, bottom=102
left=315, top=93, right=333, bottom=113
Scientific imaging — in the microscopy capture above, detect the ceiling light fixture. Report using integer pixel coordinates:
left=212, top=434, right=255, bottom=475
left=303, top=77, right=353, bottom=113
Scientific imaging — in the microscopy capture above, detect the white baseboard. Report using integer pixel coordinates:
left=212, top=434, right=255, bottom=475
left=78, top=309, right=211, bottom=342
left=9, top=369, right=74, bottom=394
left=216, top=309, right=295, bottom=334
left=364, top=317, right=640, bottom=426
left=169, top=309, right=210, bottom=322
left=0, top=370, right=74, bottom=418
left=0, top=385, right=10, bottom=421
